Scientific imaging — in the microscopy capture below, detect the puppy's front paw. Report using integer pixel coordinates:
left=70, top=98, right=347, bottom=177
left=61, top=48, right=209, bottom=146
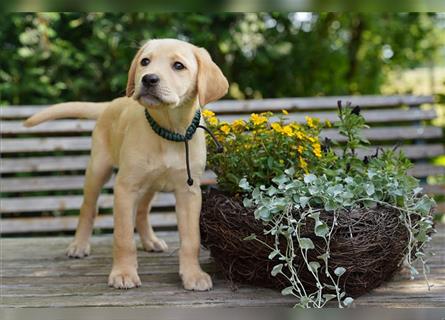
left=181, top=269, right=213, bottom=291
left=66, top=241, right=90, bottom=258
left=108, top=267, right=141, bottom=289
left=142, top=237, right=168, bottom=252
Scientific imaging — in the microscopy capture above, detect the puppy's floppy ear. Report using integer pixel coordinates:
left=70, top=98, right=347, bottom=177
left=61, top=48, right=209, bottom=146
left=194, top=47, right=229, bottom=106
left=126, top=46, right=144, bottom=98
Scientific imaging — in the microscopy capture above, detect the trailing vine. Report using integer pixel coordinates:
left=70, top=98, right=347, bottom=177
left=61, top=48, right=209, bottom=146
left=238, top=102, right=435, bottom=308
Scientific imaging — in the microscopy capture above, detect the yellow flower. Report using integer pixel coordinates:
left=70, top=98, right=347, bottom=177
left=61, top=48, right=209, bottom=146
left=282, top=109, right=289, bottom=115
left=312, top=143, right=322, bottom=158
left=295, top=131, right=305, bottom=140
left=232, top=119, right=246, bottom=131
left=299, top=156, right=308, bottom=172
left=297, top=145, right=304, bottom=154
left=202, top=109, right=215, bottom=118
left=307, top=136, right=317, bottom=143
left=271, top=123, right=283, bottom=133
left=282, top=125, right=293, bottom=137
left=207, top=116, right=218, bottom=126
left=220, top=124, right=230, bottom=135
left=305, top=116, right=317, bottom=129
left=325, top=119, right=332, bottom=128
left=250, top=113, right=268, bottom=126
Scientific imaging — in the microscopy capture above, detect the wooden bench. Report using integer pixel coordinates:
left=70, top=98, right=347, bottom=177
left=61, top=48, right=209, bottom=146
left=1, top=95, right=444, bottom=235
left=1, top=95, right=444, bottom=308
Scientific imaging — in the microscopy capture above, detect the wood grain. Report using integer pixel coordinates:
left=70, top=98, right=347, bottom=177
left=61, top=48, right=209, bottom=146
left=0, top=95, right=434, bottom=119
left=0, top=225, right=443, bottom=307
left=1, top=108, right=437, bottom=135
left=2, top=145, right=443, bottom=174
left=2, top=126, right=442, bottom=153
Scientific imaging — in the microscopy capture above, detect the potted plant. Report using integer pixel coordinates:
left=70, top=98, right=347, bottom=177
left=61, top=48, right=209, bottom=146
left=200, top=102, right=435, bottom=308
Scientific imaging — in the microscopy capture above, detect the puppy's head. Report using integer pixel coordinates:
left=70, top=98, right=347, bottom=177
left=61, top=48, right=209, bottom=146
left=126, top=39, right=228, bottom=109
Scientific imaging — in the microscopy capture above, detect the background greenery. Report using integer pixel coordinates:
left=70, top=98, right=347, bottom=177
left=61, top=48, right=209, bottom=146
left=1, top=12, right=444, bottom=105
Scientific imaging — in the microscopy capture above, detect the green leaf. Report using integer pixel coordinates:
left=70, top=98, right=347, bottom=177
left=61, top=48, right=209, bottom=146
left=308, top=186, right=319, bottom=195
left=343, top=297, right=354, bottom=307
left=365, top=183, right=375, bottom=196
left=271, top=264, right=283, bottom=276
left=299, top=196, right=310, bottom=208
left=414, top=196, right=434, bottom=215
left=267, top=156, right=274, bottom=169
left=243, top=234, right=257, bottom=241
left=344, top=176, right=354, bottom=184
left=367, top=169, right=377, bottom=179
left=324, top=199, right=339, bottom=211
left=255, top=206, right=271, bottom=220
left=304, top=174, right=317, bottom=184
left=299, top=238, right=315, bottom=250
left=323, top=294, right=337, bottom=302
left=309, top=261, right=320, bottom=273
left=238, top=178, right=250, bottom=190
left=284, top=167, right=295, bottom=176
left=242, top=198, right=253, bottom=208
left=315, top=220, right=329, bottom=237
left=413, top=187, right=423, bottom=195
left=272, top=174, right=289, bottom=185
left=268, top=250, right=279, bottom=260
left=281, top=286, right=294, bottom=296
left=334, top=267, right=346, bottom=277
left=267, top=186, right=278, bottom=196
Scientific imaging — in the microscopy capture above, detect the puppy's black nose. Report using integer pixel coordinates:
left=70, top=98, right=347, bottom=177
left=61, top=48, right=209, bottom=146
left=142, top=74, right=160, bottom=87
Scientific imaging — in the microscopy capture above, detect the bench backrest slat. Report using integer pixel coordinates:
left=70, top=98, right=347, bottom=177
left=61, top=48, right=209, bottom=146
left=1, top=95, right=442, bottom=235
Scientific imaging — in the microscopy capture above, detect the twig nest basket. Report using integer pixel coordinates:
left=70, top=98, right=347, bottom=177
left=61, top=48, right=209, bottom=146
left=200, top=188, right=413, bottom=297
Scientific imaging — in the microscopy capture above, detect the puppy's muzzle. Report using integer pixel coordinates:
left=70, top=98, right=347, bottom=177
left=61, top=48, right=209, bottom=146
left=142, top=74, right=160, bottom=88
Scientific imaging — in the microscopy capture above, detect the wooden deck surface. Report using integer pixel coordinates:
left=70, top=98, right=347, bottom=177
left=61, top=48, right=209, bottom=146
left=1, top=225, right=444, bottom=308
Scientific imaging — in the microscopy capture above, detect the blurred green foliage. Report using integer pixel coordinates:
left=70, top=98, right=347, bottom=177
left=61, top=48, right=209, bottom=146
left=1, top=12, right=443, bottom=105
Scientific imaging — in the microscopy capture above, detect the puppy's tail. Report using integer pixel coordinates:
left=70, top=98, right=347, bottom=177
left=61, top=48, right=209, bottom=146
left=23, top=102, right=109, bottom=127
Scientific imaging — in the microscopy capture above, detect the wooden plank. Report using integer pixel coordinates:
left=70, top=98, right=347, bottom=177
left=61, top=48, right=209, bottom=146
left=436, top=202, right=445, bottom=214
left=1, top=106, right=44, bottom=119
left=2, top=126, right=442, bottom=153
left=1, top=96, right=434, bottom=119
left=0, top=155, right=90, bottom=173
left=0, top=211, right=177, bottom=234
left=320, top=126, right=443, bottom=142
left=408, top=164, right=445, bottom=178
left=352, top=144, right=445, bottom=160
left=1, top=119, right=96, bottom=134
left=2, top=145, right=443, bottom=174
left=1, top=108, right=437, bottom=135
left=208, top=95, right=434, bottom=113
left=0, top=226, right=443, bottom=307
left=0, top=163, right=440, bottom=194
left=1, top=171, right=217, bottom=192
left=1, top=137, right=91, bottom=153
left=0, top=193, right=175, bottom=213
left=2, top=225, right=443, bottom=261
left=218, top=108, right=437, bottom=126
left=2, top=202, right=443, bottom=235
left=422, top=184, right=445, bottom=196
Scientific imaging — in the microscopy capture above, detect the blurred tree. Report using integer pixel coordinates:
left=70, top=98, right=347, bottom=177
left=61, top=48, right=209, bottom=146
left=0, top=12, right=443, bottom=105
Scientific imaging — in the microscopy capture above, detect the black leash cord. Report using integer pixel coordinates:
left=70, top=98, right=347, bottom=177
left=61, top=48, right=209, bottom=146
left=198, top=125, right=224, bottom=153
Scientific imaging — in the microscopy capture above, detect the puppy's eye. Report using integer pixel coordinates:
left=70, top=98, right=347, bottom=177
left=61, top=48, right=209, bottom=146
left=173, top=62, right=185, bottom=70
left=140, top=58, right=150, bottom=66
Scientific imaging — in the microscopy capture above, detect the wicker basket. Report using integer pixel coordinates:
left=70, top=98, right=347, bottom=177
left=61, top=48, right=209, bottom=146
left=200, top=188, right=417, bottom=297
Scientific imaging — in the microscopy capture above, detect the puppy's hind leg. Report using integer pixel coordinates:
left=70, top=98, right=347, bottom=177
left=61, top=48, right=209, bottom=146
left=66, top=146, right=113, bottom=258
left=136, top=192, right=168, bottom=252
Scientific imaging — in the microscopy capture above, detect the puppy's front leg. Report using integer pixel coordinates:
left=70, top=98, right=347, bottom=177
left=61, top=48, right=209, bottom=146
left=108, top=181, right=141, bottom=289
left=175, top=186, right=212, bottom=291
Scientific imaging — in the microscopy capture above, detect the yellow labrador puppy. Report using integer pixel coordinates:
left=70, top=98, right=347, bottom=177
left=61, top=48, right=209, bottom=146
left=24, top=39, right=229, bottom=291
